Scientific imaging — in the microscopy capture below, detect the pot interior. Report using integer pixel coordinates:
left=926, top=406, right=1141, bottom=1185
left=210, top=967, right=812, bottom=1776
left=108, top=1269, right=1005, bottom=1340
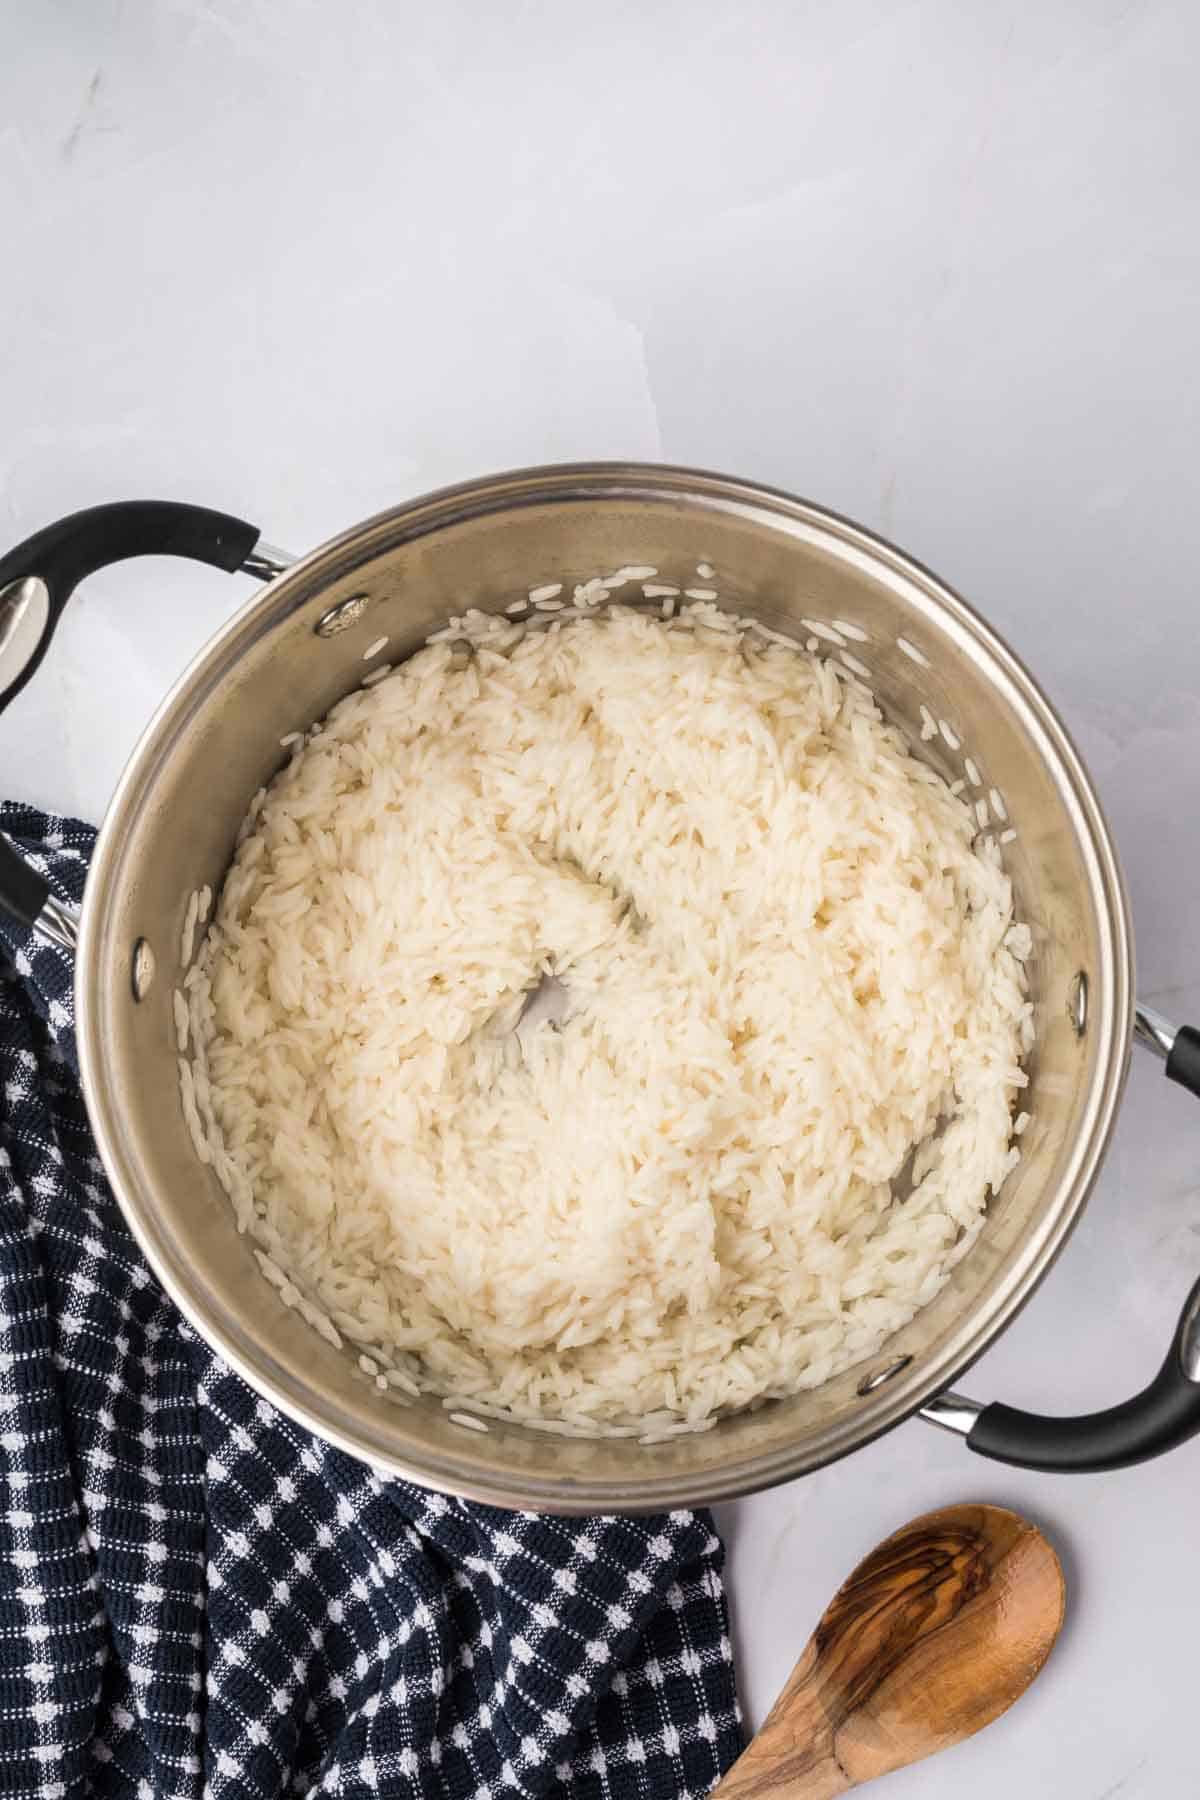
left=78, top=466, right=1131, bottom=1511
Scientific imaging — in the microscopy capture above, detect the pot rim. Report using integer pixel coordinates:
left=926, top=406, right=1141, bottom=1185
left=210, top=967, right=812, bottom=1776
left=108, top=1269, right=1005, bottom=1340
left=75, top=461, right=1134, bottom=1511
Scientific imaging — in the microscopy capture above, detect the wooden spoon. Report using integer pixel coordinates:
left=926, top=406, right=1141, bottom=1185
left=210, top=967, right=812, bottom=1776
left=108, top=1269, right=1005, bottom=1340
left=713, top=1503, right=1065, bottom=1799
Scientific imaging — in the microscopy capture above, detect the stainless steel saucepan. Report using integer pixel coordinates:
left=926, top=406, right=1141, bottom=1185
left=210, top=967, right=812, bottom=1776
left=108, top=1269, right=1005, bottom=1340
left=2, top=465, right=1198, bottom=1513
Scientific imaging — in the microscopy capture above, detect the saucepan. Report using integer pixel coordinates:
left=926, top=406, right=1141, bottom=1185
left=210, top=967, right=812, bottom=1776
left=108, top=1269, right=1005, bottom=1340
left=1, top=465, right=1198, bottom=1513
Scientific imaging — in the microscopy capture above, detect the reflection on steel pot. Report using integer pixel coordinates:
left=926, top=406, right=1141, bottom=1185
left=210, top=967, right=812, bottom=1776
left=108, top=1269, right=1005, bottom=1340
left=1, top=468, right=1198, bottom=1513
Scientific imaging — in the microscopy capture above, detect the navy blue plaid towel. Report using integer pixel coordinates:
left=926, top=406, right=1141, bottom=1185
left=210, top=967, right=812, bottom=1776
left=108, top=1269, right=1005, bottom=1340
left=0, top=804, right=742, bottom=1800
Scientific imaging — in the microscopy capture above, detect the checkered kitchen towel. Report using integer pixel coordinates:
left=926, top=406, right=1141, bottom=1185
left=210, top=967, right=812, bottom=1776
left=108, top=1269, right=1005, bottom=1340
left=0, top=804, right=742, bottom=1800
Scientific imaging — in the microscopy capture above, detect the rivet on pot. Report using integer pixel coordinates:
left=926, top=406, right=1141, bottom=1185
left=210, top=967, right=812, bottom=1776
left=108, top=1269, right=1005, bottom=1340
left=1069, top=970, right=1088, bottom=1037
left=314, top=594, right=371, bottom=638
left=131, top=938, right=156, bottom=1001
left=857, top=1354, right=912, bottom=1396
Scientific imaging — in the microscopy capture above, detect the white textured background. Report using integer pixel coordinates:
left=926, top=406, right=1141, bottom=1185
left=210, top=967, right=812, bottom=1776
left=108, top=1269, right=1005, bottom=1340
left=2, top=5, right=1199, bottom=1795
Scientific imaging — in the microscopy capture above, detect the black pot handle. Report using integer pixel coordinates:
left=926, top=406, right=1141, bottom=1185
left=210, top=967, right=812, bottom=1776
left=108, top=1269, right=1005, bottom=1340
left=0, top=828, right=54, bottom=928
left=0, top=500, right=284, bottom=942
left=0, top=501, right=265, bottom=714
left=922, top=1011, right=1200, bottom=1472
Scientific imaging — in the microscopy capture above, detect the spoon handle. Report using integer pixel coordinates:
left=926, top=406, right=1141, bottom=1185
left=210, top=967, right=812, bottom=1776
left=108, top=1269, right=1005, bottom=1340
left=712, top=1637, right=851, bottom=1800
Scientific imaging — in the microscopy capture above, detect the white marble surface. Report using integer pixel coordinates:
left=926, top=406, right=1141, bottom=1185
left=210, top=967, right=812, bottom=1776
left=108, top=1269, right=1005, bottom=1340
left=3, top=4, right=1200, bottom=1794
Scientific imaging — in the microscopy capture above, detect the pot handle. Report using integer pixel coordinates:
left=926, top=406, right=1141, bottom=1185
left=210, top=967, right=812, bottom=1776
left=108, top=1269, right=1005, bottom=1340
left=0, top=500, right=288, bottom=712
left=922, top=1010, right=1200, bottom=1472
left=0, top=500, right=294, bottom=945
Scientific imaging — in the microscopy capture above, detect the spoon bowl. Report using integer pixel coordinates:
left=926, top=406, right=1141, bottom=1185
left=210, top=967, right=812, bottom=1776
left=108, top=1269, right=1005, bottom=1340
left=715, top=1503, right=1065, bottom=1798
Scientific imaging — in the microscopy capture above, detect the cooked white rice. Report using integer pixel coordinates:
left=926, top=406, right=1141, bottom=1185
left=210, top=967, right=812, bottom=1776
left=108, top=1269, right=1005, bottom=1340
left=182, top=600, right=1032, bottom=1432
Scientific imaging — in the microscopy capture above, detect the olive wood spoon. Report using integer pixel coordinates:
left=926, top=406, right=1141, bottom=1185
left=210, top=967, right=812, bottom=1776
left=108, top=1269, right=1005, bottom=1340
left=713, top=1502, right=1065, bottom=1798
